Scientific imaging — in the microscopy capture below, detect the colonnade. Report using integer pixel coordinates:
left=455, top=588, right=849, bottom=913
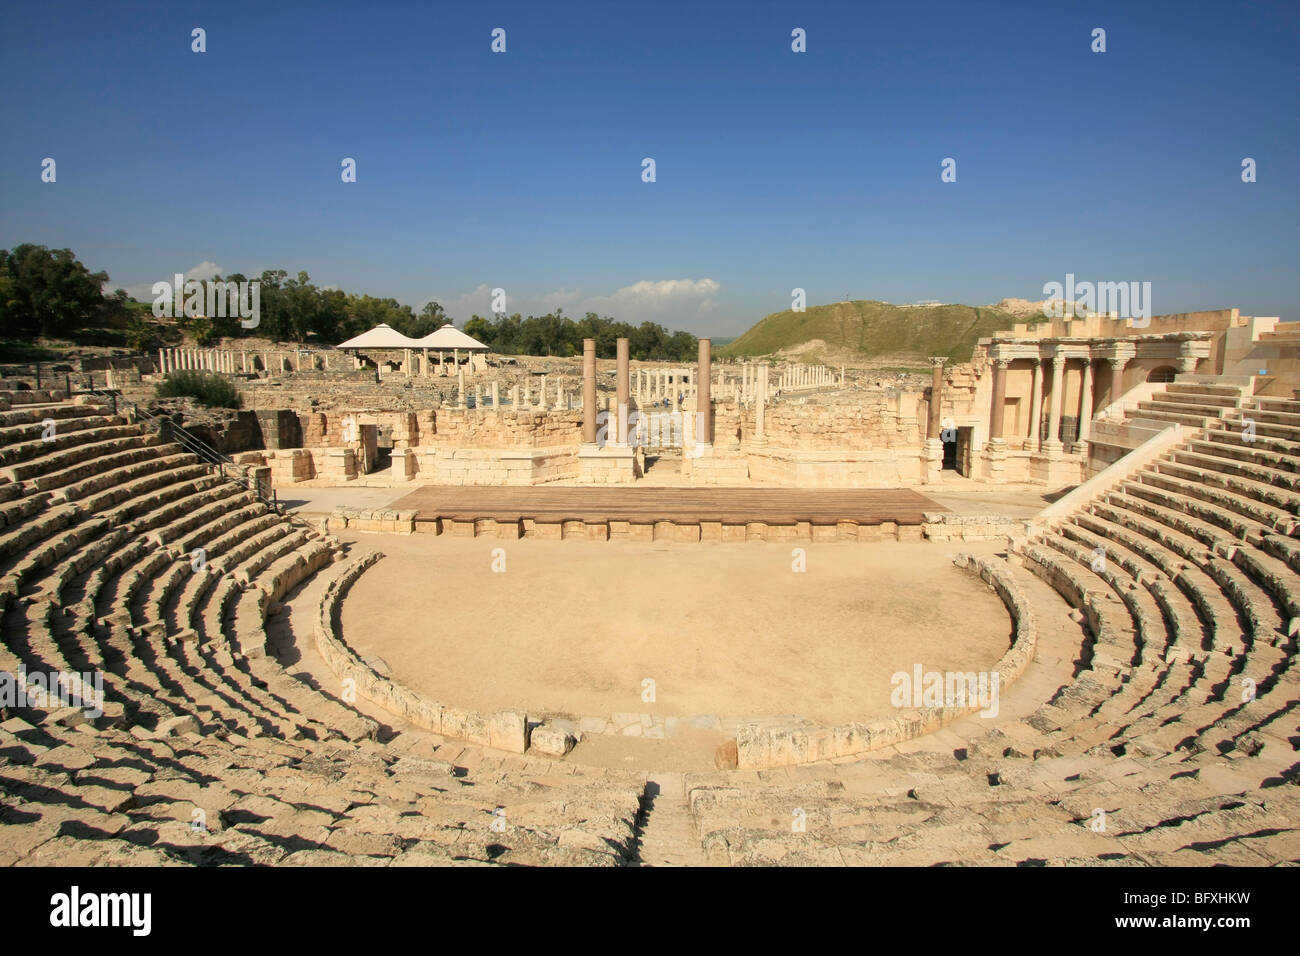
left=157, top=347, right=317, bottom=375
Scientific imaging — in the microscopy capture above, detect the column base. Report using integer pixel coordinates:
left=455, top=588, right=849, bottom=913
left=578, top=443, right=637, bottom=483
left=923, top=438, right=944, bottom=484
left=981, top=439, right=1007, bottom=482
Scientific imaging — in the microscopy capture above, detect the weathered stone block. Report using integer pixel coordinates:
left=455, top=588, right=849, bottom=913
left=529, top=723, right=574, bottom=756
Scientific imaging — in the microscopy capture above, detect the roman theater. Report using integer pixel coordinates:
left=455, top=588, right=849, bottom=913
left=1, top=306, right=1298, bottom=867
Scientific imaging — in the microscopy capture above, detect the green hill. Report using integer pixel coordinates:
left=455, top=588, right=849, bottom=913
left=718, top=300, right=1042, bottom=366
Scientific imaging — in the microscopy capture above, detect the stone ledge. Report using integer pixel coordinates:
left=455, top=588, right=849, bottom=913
left=922, top=512, right=1024, bottom=541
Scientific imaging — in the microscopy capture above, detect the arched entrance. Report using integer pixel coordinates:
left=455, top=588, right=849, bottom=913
left=1146, top=365, right=1177, bottom=383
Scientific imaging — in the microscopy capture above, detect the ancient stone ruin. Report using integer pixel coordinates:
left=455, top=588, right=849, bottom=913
left=1, top=308, right=1298, bottom=867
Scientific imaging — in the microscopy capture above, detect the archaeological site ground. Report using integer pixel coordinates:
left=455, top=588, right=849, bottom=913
left=2, top=0, right=1294, bottom=940
left=2, top=308, right=1298, bottom=883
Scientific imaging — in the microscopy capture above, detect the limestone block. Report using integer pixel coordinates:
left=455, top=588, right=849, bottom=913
left=529, top=723, right=574, bottom=756
left=715, top=739, right=739, bottom=770
left=735, top=724, right=769, bottom=770
left=488, top=711, right=527, bottom=752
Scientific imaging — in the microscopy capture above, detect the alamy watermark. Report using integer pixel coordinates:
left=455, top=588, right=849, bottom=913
left=1, top=667, right=104, bottom=719
left=891, top=664, right=999, bottom=718
left=151, top=273, right=260, bottom=329
left=597, top=408, right=706, bottom=458
left=1041, top=273, right=1151, bottom=328
left=49, top=886, right=150, bottom=936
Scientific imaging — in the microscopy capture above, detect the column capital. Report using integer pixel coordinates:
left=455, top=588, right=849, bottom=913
left=993, top=358, right=1011, bottom=370
left=928, top=356, right=947, bottom=368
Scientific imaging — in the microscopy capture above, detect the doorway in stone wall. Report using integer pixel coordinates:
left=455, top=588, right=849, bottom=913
left=942, top=433, right=959, bottom=471
left=953, top=427, right=972, bottom=477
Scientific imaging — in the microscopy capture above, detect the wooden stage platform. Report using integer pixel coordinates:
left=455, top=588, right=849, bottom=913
left=390, top=486, right=945, bottom=535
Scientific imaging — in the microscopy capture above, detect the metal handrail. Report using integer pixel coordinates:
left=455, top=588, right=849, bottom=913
left=132, top=401, right=323, bottom=536
left=131, top=401, right=269, bottom=497
left=67, top=382, right=317, bottom=537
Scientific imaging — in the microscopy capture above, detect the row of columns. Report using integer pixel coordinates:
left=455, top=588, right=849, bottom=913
left=388, top=348, right=470, bottom=378
left=777, top=364, right=840, bottom=391
left=429, top=337, right=782, bottom=451
left=454, top=373, right=571, bottom=411
left=987, top=353, right=1130, bottom=448
left=582, top=338, right=717, bottom=447
left=634, top=368, right=691, bottom=406
left=159, top=347, right=315, bottom=375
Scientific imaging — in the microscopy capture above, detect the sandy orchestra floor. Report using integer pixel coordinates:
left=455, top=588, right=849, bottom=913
left=338, top=535, right=1012, bottom=727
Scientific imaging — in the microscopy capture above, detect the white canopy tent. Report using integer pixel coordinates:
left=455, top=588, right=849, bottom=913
left=335, top=323, right=425, bottom=350
left=417, top=323, right=490, bottom=375
left=335, top=323, right=427, bottom=377
left=417, top=323, right=489, bottom=351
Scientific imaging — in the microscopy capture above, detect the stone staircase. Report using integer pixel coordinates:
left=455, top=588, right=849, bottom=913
left=0, top=393, right=645, bottom=865
left=2, top=387, right=1296, bottom=866
left=629, top=775, right=710, bottom=866
left=651, top=378, right=1300, bottom=865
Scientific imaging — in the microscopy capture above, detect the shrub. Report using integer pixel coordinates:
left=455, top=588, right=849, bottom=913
left=155, top=370, right=243, bottom=409
left=124, top=316, right=157, bottom=352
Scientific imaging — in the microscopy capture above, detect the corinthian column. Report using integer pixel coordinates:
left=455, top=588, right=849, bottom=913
left=989, top=359, right=1010, bottom=441
left=927, top=357, right=945, bottom=440
left=582, top=339, right=597, bottom=444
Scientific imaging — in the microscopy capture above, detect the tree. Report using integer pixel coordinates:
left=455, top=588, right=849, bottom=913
left=630, top=321, right=667, bottom=361
left=667, top=329, right=698, bottom=361
left=463, top=315, right=495, bottom=349
left=350, top=294, right=418, bottom=340
left=124, top=316, right=157, bottom=351
left=0, top=244, right=109, bottom=337
left=0, top=244, right=707, bottom=358
left=489, top=312, right=523, bottom=353
left=405, top=300, right=447, bottom=338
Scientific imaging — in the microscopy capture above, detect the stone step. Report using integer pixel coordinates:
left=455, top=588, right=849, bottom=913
left=1167, top=449, right=1300, bottom=509
left=1193, top=436, right=1300, bottom=480
left=1138, top=399, right=1230, bottom=419
left=1162, top=384, right=1244, bottom=406
left=1138, top=466, right=1297, bottom=535
left=1, top=433, right=154, bottom=483
left=1125, top=408, right=1214, bottom=429
left=632, top=779, right=709, bottom=866
left=1251, top=395, right=1300, bottom=415
left=1242, top=405, right=1300, bottom=427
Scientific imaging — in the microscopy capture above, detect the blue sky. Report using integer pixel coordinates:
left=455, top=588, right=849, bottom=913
left=1, top=0, right=1296, bottom=336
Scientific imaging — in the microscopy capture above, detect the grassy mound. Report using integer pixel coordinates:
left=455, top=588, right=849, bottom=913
left=719, top=300, right=1043, bottom=365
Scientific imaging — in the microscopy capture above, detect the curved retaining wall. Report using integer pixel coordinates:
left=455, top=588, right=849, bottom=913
left=734, top=554, right=1038, bottom=769
left=318, top=550, right=1038, bottom=768
left=314, top=550, right=530, bottom=753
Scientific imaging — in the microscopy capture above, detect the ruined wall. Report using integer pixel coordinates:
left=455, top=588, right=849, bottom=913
left=428, top=408, right=584, bottom=449
left=755, top=392, right=923, bottom=450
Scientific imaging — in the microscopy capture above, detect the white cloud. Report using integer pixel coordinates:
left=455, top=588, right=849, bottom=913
left=183, top=260, right=225, bottom=282
left=582, top=279, right=721, bottom=326
left=425, top=278, right=721, bottom=330
left=105, top=260, right=227, bottom=303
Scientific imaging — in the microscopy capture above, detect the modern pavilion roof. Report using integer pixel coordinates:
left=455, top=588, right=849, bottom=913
left=335, top=324, right=426, bottom=349
left=417, top=323, right=489, bottom=351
